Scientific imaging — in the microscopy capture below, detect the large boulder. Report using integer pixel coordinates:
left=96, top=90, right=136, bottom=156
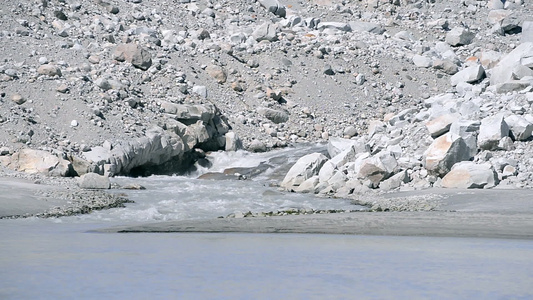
left=505, top=115, right=533, bottom=141
left=450, top=65, right=485, bottom=86
left=425, top=114, right=460, bottom=138
left=281, top=153, right=328, bottom=190
left=441, top=162, right=498, bottom=189
left=357, top=152, right=398, bottom=186
left=445, top=27, right=475, bottom=46
left=424, top=133, right=471, bottom=177
left=77, top=173, right=111, bottom=189
left=477, top=115, right=509, bottom=150
left=7, top=149, right=72, bottom=177
left=449, top=120, right=480, bottom=158
left=490, top=42, right=533, bottom=86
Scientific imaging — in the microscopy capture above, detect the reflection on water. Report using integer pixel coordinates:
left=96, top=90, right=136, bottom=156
left=1, top=220, right=532, bottom=300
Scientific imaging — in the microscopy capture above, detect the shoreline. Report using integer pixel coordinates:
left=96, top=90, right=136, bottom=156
left=97, top=188, right=533, bottom=239
left=2, top=174, right=533, bottom=240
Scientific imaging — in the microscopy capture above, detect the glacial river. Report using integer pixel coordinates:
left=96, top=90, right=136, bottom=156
left=1, top=146, right=532, bottom=299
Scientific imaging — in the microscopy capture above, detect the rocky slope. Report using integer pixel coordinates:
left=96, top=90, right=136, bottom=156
left=0, top=0, right=532, bottom=191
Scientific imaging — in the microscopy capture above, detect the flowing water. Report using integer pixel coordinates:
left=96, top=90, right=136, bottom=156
left=1, top=145, right=533, bottom=299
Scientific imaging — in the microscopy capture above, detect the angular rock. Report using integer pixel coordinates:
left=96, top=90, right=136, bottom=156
left=522, top=21, right=533, bottom=44
left=77, top=173, right=111, bottom=189
left=252, top=22, right=279, bottom=42
left=412, top=55, right=432, bottom=68
left=379, top=170, right=410, bottom=191
left=281, top=153, right=328, bottom=190
left=113, top=43, right=152, bottom=71
left=8, top=149, right=72, bottom=177
left=424, top=133, right=471, bottom=177
left=161, top=102, right=216, bottom=123
left=442, top=162, right=498, bottom=189
left=450, top=65, right=485, bottom=86
left=225, top=131, right=242, bottom=152
left=449, top=120, right=480, bottom=158
left=490, top=42, right=533, bottom=86
left=425, top=114, right=460, bottom=138
left=445, top=27, right=475, bottom=46
left=357, top=152, right=398, bottom=186
left=258, top=0, right=286, bottom=18
left=505, top=115, right=533, bottom=141
left=478, top=115, right=509, bottom=150
left=294, top=176, right=320, bottom=193
left=348, top=21, right=385, bottom=34
left=433, top=59, right=459, bottom=75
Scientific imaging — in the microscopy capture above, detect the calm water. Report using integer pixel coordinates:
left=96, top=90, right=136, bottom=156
left=1, top=146, right=533, bottom=299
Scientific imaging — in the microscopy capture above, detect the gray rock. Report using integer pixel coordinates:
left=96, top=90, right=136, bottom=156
left=206, top=65, right=227, bottom=84
left=7, top=149, right=72, bottom=177
left=413, top=55, right=432, bottom=68
left=225, top=131, right=242, bottom=152
left=192, top=86, right=208, bottom=98
left=505, top=115, right=533, bottom=141
left=252, top=22, right=279, bottom=42
left=450, top=65, right=485, bottom=86
left=433, top=59, right=459, bottom=75
left=487, top=0, right=504, bottom=9
left=379, top=170, right=410, bottom=191
left=442, top=162, right=498, bottom=189
left=258, top=107, right=289, bottom=124
left=445, top=27, right=475, bottom=46
left=327, top=137, right=359, bottom=158
left=162, top=102, right=216, bottom=123
left=113, top=43, right=152, bottom=71
left=77, top=173, right=111, bottom=189
left=258, top=0, right=286, bottom=18
left=425, top=114, right=460, bottom=138
left=424, top=133, right=471, bottom=177
left=522, top=21, right=533, bottom=43
left=11, top=94, right=26, bottom=105
left=449, top=120, right=480, bottom=158
left=317, top=22, right=351, bottom=32
left=37, top=64, right=61, bottom=76
left=490, top=42, right=533, bottom=86
left=281, top=153, right=328, bottom=190
left=248, top=139, right=267, bottom=153
left=357, top=152, right=398, bottom=187
left=478, top=115, right=509, bottom=150
left=348, top=21, right=385, bottom=34
left=501, top=13, right=522, bottom=34
left=295, top=176, right=320, bottom=193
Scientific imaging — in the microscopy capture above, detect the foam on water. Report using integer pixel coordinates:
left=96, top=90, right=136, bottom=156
left=61, top=144, right=360, bottom=223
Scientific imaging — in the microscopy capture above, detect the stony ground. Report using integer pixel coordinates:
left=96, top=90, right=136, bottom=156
left=1, top=0, right=533, bottom=213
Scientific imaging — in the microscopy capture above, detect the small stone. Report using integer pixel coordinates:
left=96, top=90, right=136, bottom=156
left=11, top=94, right=26, bottom=105
left=56, top=84, right=69, bottom=93
left=71, top=120, right=79, bottom=127
left=37, top=64, right=61, bottom=76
